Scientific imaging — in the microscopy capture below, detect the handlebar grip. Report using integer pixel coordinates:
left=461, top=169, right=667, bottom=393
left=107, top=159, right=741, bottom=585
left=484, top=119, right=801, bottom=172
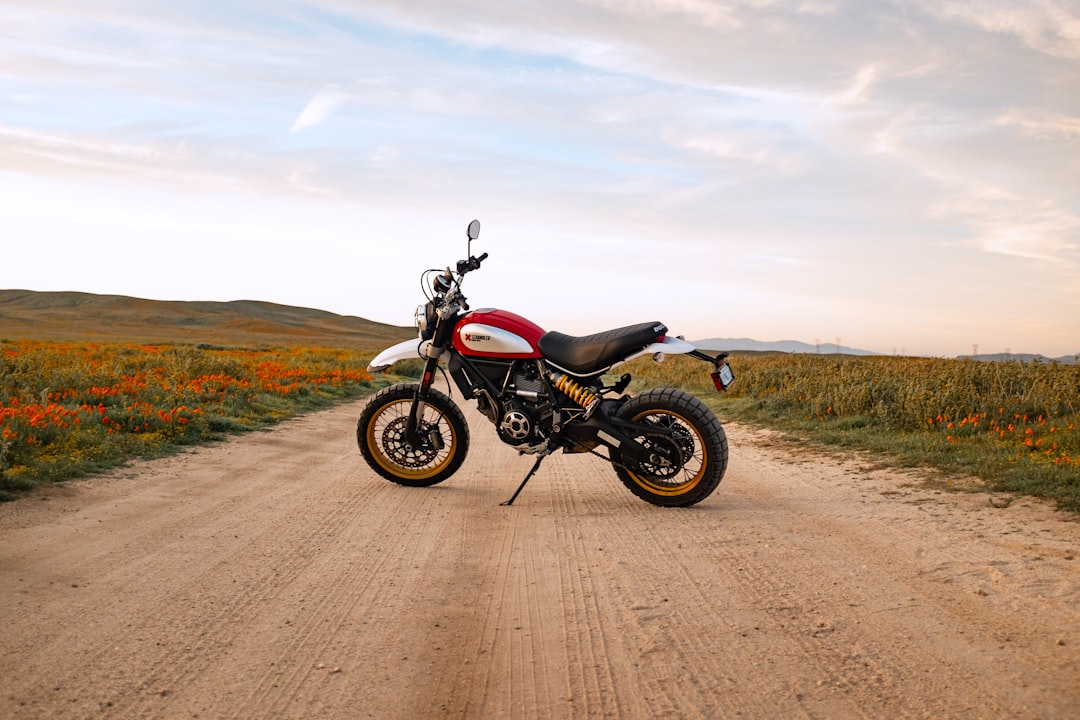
left=458, top=252, right=489, bottom=274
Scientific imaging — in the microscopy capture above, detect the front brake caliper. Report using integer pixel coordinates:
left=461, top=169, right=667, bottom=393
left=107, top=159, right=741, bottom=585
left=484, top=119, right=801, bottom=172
left=426, top=425, right=445, bottom=452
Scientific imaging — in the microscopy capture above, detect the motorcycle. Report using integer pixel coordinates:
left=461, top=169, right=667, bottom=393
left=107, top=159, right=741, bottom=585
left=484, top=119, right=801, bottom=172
left=357, top=220, right=735, bottom=507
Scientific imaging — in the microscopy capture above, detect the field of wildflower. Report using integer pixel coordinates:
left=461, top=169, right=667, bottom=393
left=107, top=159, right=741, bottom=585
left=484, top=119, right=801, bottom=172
left=626, top=352, right=1080, bottom=512
left=0, top=340, right=380, bottom=499
left=5, top=337, right=1078, bottom=511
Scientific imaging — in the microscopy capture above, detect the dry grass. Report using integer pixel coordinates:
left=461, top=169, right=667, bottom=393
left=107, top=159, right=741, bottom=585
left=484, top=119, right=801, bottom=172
left=620, top=352, right=1080, bottom=512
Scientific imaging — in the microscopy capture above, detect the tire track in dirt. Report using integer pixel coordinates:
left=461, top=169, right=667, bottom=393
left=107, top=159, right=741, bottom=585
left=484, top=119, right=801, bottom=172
left=442, top=417, right=1080, bottom=719
left=3, top=414, right=381, bottom=717
left=546, top=463, right=638, bottom=718
left=131, top=470, right=374, bottom=716
left=703, top=431, right=1080, bottom=718
left=3, top=393, right=1079, bottom=719
left=460, top=502, right=551, bottom=715
left=545, top=457, right=790, bottom=720
left=418, top=453, right=569, bottom=718
left=169, top=403, right=510, bottom=719
left=213, top=483, right=455, bottom=718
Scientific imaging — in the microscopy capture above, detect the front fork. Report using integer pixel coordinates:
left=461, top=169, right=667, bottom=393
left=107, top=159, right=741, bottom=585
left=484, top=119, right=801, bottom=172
left=406, top=300, right=462, bottom=445
left=405, top=349, right=442, bottom=442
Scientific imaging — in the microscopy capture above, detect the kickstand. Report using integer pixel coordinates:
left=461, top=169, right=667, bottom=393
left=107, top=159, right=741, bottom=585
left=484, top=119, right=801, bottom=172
left=500, top=453, right=548, bottom=506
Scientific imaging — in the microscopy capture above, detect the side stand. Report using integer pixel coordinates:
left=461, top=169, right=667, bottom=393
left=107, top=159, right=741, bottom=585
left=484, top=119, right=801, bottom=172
left=500, top=453, right=548, bottom=506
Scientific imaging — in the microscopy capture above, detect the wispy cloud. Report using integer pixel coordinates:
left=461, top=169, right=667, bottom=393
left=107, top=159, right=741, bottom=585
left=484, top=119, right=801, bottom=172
left=583, top=0, right=742, bottom=29
left=290, top=85, right=350, bottom=132
left=995, top=109, right=1080, bottom=142
left=2, top=0, right=1078, bottom=355
left=913, top=0, right=1080, bottom=60
left=831, top=64, right=879, bottom=107
left=966, top=194, right=1079, bottom=264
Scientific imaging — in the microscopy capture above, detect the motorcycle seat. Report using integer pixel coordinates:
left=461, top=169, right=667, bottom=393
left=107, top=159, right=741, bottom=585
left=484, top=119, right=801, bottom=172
left=538, top=321, right=667, bottom=376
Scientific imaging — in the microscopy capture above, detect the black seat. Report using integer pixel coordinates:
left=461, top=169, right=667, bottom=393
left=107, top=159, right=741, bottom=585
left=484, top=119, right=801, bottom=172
left=538, top=321, right=667, bottom=376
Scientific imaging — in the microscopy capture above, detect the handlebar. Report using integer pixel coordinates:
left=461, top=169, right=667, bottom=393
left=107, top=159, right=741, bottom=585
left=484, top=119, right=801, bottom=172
left=425, top=250, right=487, bottom=310
left=457, top=252, right=488, bottom=275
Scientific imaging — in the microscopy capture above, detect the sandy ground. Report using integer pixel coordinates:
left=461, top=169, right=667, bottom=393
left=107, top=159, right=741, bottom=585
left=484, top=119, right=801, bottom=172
left=2, top=391, right=1078, bottom=720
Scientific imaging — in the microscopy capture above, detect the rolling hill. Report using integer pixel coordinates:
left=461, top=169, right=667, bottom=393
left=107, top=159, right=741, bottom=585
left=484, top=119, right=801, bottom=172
left=5, top=290, right=1073, bottom=362
left=0, top=290, right=415, bottom=348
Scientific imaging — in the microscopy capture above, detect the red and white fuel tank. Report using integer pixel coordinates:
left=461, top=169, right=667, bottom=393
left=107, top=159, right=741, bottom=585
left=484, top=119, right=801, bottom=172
left=452, top=308, right=545, bottom=359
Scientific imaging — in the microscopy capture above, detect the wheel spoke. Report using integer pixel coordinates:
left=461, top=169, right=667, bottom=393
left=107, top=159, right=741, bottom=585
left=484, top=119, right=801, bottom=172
left=627, top=411, right=706, bottom=493
left=357, top=383, right=470, bottom=487
left=370, top=401, right=454, bottom=476
left=640, top=415, right=702, bottom=487
left=612, top=387, right=727, bottom=506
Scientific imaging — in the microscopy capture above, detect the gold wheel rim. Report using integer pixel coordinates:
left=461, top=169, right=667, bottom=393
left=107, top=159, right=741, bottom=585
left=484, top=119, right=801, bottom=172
left=366, top=399, right=457, bottom=480
left=624, top=409, right=707, bottom=496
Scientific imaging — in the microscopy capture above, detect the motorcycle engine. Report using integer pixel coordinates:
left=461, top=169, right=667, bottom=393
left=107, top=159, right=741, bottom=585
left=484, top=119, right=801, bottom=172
left=498, top=400, right=538, bottom=444
left=494, top=365, right=554, bottom=451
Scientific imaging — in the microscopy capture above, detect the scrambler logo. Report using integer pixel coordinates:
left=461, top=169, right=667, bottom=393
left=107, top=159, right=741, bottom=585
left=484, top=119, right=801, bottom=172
left=464, top=333, right=491, bottom=342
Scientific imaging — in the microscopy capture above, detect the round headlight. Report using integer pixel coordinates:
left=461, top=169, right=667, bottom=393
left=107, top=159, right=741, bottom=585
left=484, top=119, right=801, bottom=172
left=432, top=273, right=453, bottom=294
left=414, top=304, right=427, bottom=334
left=414, top=302, right=436, bottom=340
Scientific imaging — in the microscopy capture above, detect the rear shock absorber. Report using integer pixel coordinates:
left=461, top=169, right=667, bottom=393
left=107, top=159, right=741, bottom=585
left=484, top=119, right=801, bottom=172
left=549, top=371, right=599, bottom=416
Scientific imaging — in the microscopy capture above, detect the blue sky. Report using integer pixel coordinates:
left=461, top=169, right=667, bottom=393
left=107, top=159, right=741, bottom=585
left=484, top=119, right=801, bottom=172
left=2, top=0, right=1078, bottom=357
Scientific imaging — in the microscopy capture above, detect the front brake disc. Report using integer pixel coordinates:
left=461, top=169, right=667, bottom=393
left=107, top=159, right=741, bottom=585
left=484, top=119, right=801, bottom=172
left=382, top=417, right=439, bottom=468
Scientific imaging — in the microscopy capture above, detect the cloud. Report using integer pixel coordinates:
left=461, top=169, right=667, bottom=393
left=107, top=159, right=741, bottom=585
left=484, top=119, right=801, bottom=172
left=831, top=64, right=879, bottom=107
left=290, top=85, right=350, bottom=132
left=662, top=125, right=807, bottom=176
left=973, top=200, right=1080, bottom=264
left=913, top=0, right=1080, bottom=60
left=4, top=0, right=1080, bottom=354
left=582, top=0, right=742, bottom=29
left=916, top=172, right=1080, bottom=264
left=995, top=110, right=1080, bottom=143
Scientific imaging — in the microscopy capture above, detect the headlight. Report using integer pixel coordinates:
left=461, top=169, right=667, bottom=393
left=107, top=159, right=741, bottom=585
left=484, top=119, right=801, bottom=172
left=433, top=272, right=453, bottom=294
left=414, top=304, right=427, bottom=335
left=414, top=302, right=436, bottom=340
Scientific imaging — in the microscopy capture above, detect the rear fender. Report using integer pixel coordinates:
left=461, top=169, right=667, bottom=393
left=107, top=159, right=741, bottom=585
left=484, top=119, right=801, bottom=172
left=615, top=335, right=697, bottom=367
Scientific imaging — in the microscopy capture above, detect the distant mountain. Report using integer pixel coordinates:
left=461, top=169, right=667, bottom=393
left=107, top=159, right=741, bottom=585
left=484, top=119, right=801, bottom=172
left=692, top=337, right=1078, bottom=363
left=0, top=289, right=414, bottom=348
left=965, top=353, right=1078, bottom=365
left=692, top=337, right=879, bottom=356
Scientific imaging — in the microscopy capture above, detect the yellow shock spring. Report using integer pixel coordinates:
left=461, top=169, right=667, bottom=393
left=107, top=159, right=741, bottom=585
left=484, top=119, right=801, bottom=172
left=552, top=372, right=597, bottom=408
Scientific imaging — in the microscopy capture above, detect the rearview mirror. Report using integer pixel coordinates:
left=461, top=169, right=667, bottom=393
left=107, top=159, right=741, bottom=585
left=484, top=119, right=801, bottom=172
left=467, top=219, right=480, bottom=240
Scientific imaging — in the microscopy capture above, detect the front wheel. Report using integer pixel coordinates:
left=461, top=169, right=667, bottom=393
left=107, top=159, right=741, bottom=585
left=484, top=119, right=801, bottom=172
left=357, top=383, right=469, bottom=487
left=614, top=387, right=728, bottom=507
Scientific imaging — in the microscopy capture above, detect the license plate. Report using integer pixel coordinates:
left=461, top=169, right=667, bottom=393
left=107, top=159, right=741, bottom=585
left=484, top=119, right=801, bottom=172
left=712, top=363, right=735, bottom=392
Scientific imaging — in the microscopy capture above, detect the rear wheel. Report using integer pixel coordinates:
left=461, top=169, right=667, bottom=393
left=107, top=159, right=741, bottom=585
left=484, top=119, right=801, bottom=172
left=614, top=388, right=728, bottom=507
left=357, top=383, right=469, bottom=487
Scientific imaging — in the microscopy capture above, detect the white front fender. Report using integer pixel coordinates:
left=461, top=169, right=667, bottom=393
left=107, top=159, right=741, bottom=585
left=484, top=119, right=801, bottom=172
left=367, top=338, right=430, bottom=372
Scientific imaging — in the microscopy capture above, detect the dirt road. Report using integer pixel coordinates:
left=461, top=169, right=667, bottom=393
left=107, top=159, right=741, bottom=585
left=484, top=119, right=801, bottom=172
left=2, top=393, right=1078, bottom=719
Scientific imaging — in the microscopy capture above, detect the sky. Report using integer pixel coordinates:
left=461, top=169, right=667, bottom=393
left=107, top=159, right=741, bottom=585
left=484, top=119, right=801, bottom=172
left=2, top=0, right=1078, bottom=358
